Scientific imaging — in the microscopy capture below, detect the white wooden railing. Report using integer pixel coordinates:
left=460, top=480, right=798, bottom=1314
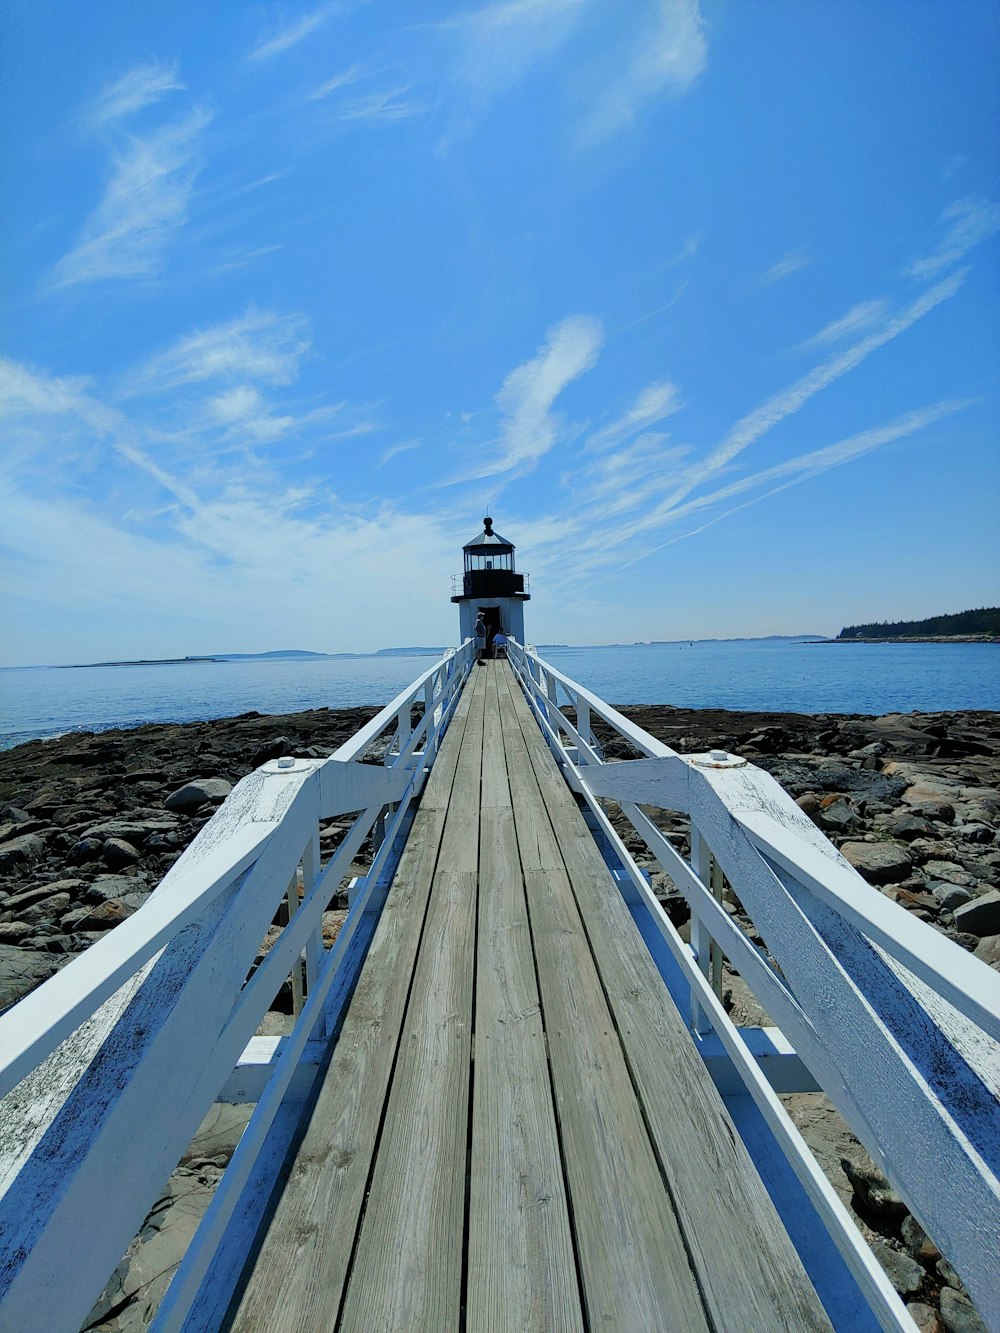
left=0, top=643, right=474, bottom=1333
left=506, top=640, right=1000, bottom=1333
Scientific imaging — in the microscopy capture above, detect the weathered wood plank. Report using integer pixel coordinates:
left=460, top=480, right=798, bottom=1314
left=503, top=669, right=833, bottom=1332
left=336, top=669, right=486, bottom=1331
left=498, top=671, right=709, bottom=1332
left=467, top=665, right=581, bottom=1331
left=229, top=672, right=478, bottom=1332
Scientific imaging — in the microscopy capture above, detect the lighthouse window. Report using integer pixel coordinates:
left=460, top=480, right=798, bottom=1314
left=465, top=550, right=514, bottom=572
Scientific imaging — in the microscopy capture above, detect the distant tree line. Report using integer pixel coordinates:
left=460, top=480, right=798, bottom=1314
left=837, top=608, right=1000, bottom=639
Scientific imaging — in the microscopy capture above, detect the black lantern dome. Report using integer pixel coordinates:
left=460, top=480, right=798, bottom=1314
left=452, top=516, right=530, bottom=602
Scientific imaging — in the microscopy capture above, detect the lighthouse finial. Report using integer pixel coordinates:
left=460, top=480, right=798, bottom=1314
left=483, top=515, right=493, bottom=535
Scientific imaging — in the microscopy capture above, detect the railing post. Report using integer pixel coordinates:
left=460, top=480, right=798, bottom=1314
left=301, top=827, right=325, bottom=1041
left=710, top=853, right=724, bottom=999
left=396, top=704, right=409, bottom=759
left=690, top=827, right=714, bottom=1036
left=576, top=697, right=591, bottom=762
left=423, top=677, right=434, bottom=763
left=285, top=874, right=306, bottom=1019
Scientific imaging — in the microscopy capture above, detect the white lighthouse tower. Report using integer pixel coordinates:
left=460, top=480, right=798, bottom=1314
left=451, top=516, right=530, bottom=649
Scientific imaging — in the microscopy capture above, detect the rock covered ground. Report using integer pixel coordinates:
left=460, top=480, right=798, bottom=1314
left=1, top=702, right=997, bottom=1332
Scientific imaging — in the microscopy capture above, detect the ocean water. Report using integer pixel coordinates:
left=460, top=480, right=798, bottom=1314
left=1, top=639, right=997, bottom=751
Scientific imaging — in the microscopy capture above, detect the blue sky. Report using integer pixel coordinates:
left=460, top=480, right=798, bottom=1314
left=2, top=1, right=998, bottom=665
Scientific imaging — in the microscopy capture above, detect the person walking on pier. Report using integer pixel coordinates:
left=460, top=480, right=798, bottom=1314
left=474, top=614, right=487, bottom=665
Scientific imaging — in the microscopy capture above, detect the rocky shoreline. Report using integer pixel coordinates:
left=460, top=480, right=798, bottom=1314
left=1, top=702, right=997, bottom=1332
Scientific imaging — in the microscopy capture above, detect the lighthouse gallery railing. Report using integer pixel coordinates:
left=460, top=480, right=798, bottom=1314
left=0, top=639, right=997, bottom=1331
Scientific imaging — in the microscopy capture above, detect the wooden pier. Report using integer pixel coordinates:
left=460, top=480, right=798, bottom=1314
left=3, top=639, right=997, bottom=1332
left=232, top=662, right=830, bottom=1331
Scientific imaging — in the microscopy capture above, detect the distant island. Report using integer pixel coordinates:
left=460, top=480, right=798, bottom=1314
left=647, top=635, right=823, bottom=645
left=374, top=647, right=448, bottom=656
left=52, top=647, right=451, bottom=670
left=836, top=607, right=1000, bottom=643
left=59, top=650, right=329, bottom=670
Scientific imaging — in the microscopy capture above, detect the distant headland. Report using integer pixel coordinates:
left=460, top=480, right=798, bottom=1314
left=832, top=607, right=1000, bottom=644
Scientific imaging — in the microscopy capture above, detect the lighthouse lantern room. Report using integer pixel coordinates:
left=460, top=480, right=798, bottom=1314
left=451, top=516, right=530, bottom=649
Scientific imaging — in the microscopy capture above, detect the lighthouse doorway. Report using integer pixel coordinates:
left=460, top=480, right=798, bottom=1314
left=479, top=605, right=501, bottom=652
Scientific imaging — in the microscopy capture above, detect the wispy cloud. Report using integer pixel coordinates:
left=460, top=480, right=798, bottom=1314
left=0, top=357, right=94, bottom=418
left=545, top=269, right=970, bottom=584
left=755, top=248, right=812, bottom=289
left=613, top=399, right=971, bottom=566
left=247, top=5, right=336, bottom=62
left=798, top=298, right=890, bottom=351
left=84, top=60, right=185, bottom=129
left=487, top=314, right=603, bottom=477
left=380, top=438, right=422, bottom=467
left=50, top=107, right=211, bottom=288
left=586, top=380, right=682, bottom=452
left=306, top=64, right=367, bottom=102
left=578, top=0, right=707, bottom=146
left=700, top=269, right=966, bottom=480
left=208, top=385, right=266, bottom=424
left=123, top=309, right=310, bottom=396
left=0, top=354, right=467, bottom=660
left=452, top=0, right=588, bottom=96
left=214, top=243, right=284, bottom=273
left=204, top=383, right=343, bottom=445
left=906, top=197, right=1000, bottom=278
left=568, top=432, right=690, bottom=516
left=335, top=85, right=421, bottom=123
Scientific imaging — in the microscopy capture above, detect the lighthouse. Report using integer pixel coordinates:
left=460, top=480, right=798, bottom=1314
left=451, top=516, right=530, bottom=649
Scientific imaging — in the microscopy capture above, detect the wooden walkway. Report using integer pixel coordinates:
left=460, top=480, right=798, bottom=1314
left=231, top=662, right=831, bottom=1331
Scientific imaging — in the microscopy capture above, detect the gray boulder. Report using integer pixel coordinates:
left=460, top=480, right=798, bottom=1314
left=3, top=880, right=82, bottom=913
left=0, top=944, right=60, bottom=1011
left=818, top=800, right=857, bottom=834
left=931, top=883, right=973, bottom=912
left=85, top=875, right=148, bottom=904
left=840, top=841, right=913, bottom=885
left=892, top=815, right=935, bottom=842
left=973, top=935, right=1000, bottom=968
left=869, top=1239, right=924, bottom=1296
left=0, top=832, right=47, bottom=873
left=922, top=860, right=974, bottom=887
left=17, top=892, right=71, bottom=926
left=103, top=837, right=141, bottom=870
left=906, top=1302, right=943, bottom=1333
left=913, top=798, right=955, bottom=823
left=939, top=1287, right=988, bottom=1333
left=840, top=1153, right=906, bottom=1217
left=69, top=837, right=104, bottom=864
left=957, top=822, right=994, bottom=844
left=61, top=898, right=140, bottom=932
left=953, top=891, right=1000, bottom=938
left=0, top=922, right=33, bottom=944
left=165, top=779, right=233, bottom=813
left=901, top=1214, right=940, bottom=1264
left=81, top=818, right=177, bottom=844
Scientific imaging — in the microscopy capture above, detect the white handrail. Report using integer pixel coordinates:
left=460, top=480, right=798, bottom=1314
left=506, top=640, right=1000, bottom=1329
left=0, top=641, right=474, bottom=1333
